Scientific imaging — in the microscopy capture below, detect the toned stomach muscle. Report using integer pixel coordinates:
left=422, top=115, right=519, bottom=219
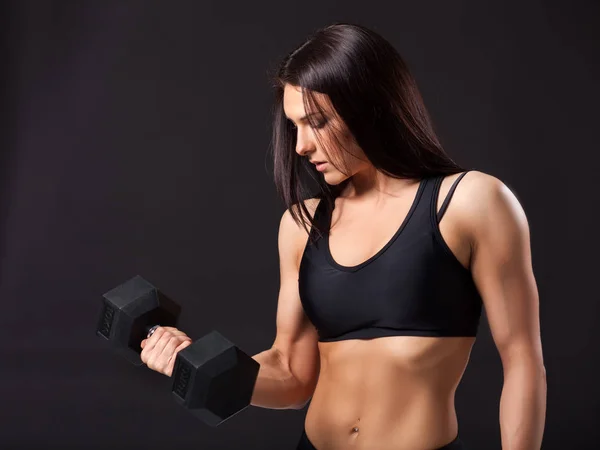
left=304, top=335, right=475, bottom=450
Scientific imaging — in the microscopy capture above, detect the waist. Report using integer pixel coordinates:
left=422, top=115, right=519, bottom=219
left=305, top=388, right=459, bottom=450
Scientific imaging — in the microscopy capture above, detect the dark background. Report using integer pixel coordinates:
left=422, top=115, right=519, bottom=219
left=1, top=1, right=598, bottom=449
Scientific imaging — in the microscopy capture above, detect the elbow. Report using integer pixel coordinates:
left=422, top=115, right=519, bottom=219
left=290, top=391, right=314, bottom=410
left=274, top=347, right=320, bottom=410
left=292, top=399, right=312, bottom=410
left=289, top=375, right=318, bottom=410
left=499, top=340, right=545, bottom=375
left=502, top=352, right=547, bottom=384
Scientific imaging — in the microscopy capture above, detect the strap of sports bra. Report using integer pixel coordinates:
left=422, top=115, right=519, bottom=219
left=436, top=171, right=470, bottom=223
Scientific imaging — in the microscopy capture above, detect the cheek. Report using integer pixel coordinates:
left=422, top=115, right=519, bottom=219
left=341, top=144, right=366, bottom=168
left=319, top=127, right=362, bottom=170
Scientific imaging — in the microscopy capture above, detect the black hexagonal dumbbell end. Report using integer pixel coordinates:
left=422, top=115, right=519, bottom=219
left=97, top=275, right=181, bottom=365
left=171, top=330, right=260, bottom=426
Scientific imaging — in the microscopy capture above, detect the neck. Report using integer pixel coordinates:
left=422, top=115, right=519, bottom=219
left=341, top=167, right=417, bottom=201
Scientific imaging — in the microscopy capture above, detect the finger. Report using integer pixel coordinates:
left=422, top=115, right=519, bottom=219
left=151, top=336, right=171, bottom=360
left=169, top=339, right=192, bottom=367
left=156, top=327, right=189, bottom=338
left=145, top=326, right=188, bottom=340
left=149, top=336, right=184, bottom=373
left=140, top=339, right=147, bottom=349
left=167, top=340, right=193, bottom=376
left=160, top=336, right=180, bottom=356
left=142, top=327, right=166, bottom=354
left=160, top=335, right=191, bottom=360
left=159, top=326, right=181, bottom=332
left=174, top=339, right=192, bottom=354
left=141, top=327, right=170, bottom=363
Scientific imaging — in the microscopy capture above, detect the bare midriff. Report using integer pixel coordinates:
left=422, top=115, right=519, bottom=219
left=304, top=335, right=475, bottom=450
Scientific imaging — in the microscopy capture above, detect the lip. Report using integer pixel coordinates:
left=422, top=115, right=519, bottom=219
left=314, top=162, right=327, bottom=172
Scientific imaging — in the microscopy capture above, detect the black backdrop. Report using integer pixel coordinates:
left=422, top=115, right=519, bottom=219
left=1, top=1, right=598, bottom=449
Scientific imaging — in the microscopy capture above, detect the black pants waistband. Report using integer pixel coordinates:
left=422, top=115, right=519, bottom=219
left=295, top=429, right=466, bottom=450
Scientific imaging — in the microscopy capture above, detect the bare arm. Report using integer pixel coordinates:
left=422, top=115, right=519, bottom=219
left=250, top=202, right=321, bottom=410
left=464, top=172, right=546, bottom=450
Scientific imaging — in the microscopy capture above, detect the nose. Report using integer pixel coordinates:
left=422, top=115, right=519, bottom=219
left=294, top=127, right=315, bottom=157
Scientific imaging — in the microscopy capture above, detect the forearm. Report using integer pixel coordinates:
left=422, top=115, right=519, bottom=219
left=250, top=347, right=308, bottom=410
left=499, top=360, right=547, bottom=450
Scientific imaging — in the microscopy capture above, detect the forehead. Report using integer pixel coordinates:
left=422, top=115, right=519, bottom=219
left=282, top=84, right=330, bottom=118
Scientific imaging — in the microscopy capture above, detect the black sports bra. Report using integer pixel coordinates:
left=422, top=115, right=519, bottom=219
left=298, top=172, right=482, bottom=342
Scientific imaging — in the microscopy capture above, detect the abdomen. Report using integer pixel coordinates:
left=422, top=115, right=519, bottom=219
left=304, top=335, right=475, bottom=450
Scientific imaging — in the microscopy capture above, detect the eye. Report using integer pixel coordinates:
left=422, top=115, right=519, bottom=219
left=313, top=119, right=328, bottom=129
left=288, top=118, right=327, bottom=130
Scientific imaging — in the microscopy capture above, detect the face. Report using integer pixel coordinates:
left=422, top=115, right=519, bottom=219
left=282, top=84, right=370, bottom=185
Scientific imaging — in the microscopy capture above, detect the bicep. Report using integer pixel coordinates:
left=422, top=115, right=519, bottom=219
left=272, top=207, right=320, bottom=389
left=469, top=178, right=543, bottom=367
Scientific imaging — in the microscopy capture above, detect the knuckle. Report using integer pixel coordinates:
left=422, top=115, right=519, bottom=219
left=157, top=329, right=167, bottom=338
left=149, top=328, right=162, bottom=341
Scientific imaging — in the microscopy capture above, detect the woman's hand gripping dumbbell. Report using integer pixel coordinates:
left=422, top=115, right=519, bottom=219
left=140, top=325, right=193, bottom=377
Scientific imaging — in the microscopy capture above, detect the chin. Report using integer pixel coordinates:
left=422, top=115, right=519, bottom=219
left=323, top=172, right=349, bottom=186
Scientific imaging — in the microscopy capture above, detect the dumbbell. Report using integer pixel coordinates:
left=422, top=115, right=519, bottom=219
left=96, top=275, right=260, bottom=426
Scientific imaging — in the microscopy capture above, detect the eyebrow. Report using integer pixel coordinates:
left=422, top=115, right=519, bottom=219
left=285, top=112, right=324, bottom=122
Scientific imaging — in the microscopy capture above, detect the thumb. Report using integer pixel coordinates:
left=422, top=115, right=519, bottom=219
left=140, top=339, right=147, bottom=349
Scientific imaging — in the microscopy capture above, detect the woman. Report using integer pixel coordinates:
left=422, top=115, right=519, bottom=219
left=140, top=23, right=546, bottom=450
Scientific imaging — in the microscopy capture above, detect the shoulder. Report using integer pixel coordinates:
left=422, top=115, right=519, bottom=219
left=448, top=170, right=529, bottom=247
left=278, top=197, right=323, bottom=259
left=280, top=197, right=322, bottom=232
left=443, top=170, right=505, bottom=203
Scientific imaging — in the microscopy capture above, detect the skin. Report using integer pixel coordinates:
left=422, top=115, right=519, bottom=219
left=140, top=327, right=191, bottom=376
left=139, top=84, right=546, bottom=450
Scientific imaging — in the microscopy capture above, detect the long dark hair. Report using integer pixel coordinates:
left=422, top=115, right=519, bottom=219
left=269, top=22, right=466, bottom=241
